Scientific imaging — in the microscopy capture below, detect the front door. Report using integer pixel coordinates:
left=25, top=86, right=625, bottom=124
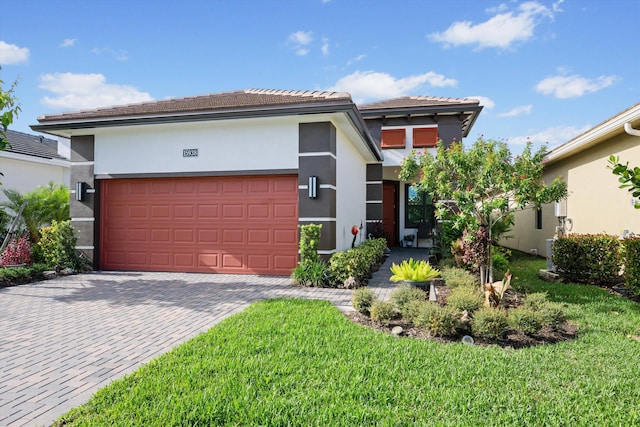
left=382, top=181, right=399, bottom=246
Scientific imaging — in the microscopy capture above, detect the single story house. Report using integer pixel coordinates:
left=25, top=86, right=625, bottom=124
left=0, top=130, right=70, bottom=202
left=503, top=102, right=640, bottom=257
left=32, top=89, right=481, bottom=275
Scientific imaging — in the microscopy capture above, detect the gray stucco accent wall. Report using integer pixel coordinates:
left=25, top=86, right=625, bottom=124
left=69, top=135, right=97, bottom=266
left=365, top=115, right=464, bottom=146
left=298, top=122, right=337, bottom=253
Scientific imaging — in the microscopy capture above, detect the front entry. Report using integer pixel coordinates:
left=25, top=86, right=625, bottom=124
left=382, top=181, right=399, bottom=246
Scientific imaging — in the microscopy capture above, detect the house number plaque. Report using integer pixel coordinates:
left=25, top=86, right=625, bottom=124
left=183, top=148, right=199, bottom=157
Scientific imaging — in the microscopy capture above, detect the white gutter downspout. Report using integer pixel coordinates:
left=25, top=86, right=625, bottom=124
left=624, top=122, right=640, bottom=137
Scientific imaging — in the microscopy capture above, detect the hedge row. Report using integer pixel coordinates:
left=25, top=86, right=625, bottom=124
left=551, top=234, right=630, bottom=289
left=624, top=237, right=640, bottom=295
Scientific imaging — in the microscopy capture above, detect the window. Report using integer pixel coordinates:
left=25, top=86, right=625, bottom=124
left=405, top=184, right=435, bottom=229
left=381, top=129, right=406, bottom=148
left=535, top=208, right=542, bottom=230
left=413, top=127, right=438, bottom=148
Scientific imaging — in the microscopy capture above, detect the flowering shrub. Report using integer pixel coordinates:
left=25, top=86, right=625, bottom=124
left=0, top=234, right=32, bottom=266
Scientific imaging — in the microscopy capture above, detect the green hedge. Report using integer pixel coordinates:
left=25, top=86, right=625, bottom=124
left=551, top=234, right=623, bottom=286
left=327, top=238, right=388, bottom=288
left=624, top=237, right=640, bottom=295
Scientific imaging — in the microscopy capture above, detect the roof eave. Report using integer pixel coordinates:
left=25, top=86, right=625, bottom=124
left=545, top=102, right=640, bottom=165
left=31, top=99, right=384, bottom=162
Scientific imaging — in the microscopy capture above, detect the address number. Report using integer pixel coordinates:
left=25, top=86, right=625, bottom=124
left=183, top=148, right=199, bottom=157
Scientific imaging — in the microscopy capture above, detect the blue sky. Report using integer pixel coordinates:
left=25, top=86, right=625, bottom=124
left=1, top=0, right=638, bottom=153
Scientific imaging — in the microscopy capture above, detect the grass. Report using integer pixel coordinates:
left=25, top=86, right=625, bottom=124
left=55, top=254, right=640, bottom=426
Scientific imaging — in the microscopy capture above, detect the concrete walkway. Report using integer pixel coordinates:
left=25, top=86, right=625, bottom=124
left=0, top=248, right=428, bottom=427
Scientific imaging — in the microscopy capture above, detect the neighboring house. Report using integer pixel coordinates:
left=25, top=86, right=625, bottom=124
left=31, top=89, right=481, bottom=275
left=0, top=129, right=70, bottom=202
left=503, top=102, right=640, bottom=257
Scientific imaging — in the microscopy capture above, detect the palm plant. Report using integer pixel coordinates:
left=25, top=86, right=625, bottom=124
left=1, top=182, right=70, bottom=240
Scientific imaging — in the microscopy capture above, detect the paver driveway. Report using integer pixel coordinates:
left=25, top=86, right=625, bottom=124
left=0, top=271, right=364, bottom=427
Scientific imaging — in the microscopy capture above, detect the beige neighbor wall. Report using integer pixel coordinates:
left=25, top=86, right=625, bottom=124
left=502, top=131, right=640, bottom=258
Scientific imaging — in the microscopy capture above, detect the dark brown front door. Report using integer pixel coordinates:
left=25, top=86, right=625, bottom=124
left=382, top=181, right=399, bottom=246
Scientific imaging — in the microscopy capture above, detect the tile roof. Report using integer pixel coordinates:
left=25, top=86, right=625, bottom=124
left=37, top=89, right=353, bottom=123
left=358, top=95, right=481, bottom=111
left=3, top=129, right=66, bottom=160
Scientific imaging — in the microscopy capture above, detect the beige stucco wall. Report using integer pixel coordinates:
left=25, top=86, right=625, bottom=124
left=503, top=131, right=640, bottom=257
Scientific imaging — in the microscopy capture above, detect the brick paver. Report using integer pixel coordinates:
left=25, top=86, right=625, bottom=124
left=0, top=249, right=423, bottom=426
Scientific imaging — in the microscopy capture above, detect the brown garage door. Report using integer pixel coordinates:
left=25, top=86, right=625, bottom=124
left=100, top=175, right=299, bottom=275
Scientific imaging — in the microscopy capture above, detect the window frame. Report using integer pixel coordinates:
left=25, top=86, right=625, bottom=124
left=412, top=127, right=439, bottom=148
left=381, top=128, right=406, bottom=148
left=404, top=184, right=435, bottom=229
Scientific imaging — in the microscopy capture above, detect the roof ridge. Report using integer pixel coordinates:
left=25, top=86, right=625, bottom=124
left=245, top=88, right=351, bottom=99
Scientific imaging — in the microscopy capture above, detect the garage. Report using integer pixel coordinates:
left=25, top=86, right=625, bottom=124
left=99, top=174, right=299, bottom=275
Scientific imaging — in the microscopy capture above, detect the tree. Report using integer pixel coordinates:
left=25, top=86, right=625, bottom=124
left=608, top=155, right=640, bottom=209
left=400, top=137, right=567, bottom=285
left=0, top=66, right=21, bottom=151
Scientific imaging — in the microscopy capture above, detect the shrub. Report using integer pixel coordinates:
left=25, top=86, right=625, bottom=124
left=369, top=301, right=397, bottom=325
left=358, top=238, right=387, bottom=264
left=551, top=234, right=623, bottom=286
left=440, top=266, right=478, bottom=289
left=537, top=302, right=567, bottom=329
left=390, top=258, right=440, bottom=282
left=446, top=286, right=484, bottom=314
left=291, top=259, right=328, bottom=287
left=298, top=224, right=322, bottom=264
left=0, top=263, right=47, bottom=284
left=37, top=220, right=81, bottom=270
left=413, top=303, right=460, bottom=337
left=352, top=287, right=377, bottom=315
left=624, top=237, right=640, bottom=295
left=0, top=234, right=32, bottom=266
left=523, top=292, right=549, bottom=310
left=328, top=249, right=370, bottom=286
left=471, top=307, right=508, bottom=340
left=390, top=284, right=427, bottom=317
left=402, top=299, right=429, bottom=323
left=508, top=306, right=542, bottom=335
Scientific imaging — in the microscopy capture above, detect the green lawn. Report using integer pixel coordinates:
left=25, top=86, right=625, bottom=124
left=55, top=255, right=640, bottom=426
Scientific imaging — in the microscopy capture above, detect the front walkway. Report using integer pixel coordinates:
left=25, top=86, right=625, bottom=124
left=0, top=248, right=428, bottom=427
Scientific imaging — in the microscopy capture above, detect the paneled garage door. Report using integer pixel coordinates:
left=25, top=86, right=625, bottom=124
left=100, top=175, right=299, bottom=275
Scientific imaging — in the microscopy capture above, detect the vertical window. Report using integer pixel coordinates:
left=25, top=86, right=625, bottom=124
left=405, top=184, right=435, bottom=229
left=413, top=127, right=438, bottom=148
left=381, top=129, right=406, bottom=148
left=535, top=208, right=542, bottom=230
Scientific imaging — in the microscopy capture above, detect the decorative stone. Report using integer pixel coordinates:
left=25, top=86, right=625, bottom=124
left=391, top=326, right=403, bottom=336
left=461, top=335, right=475, bottom=345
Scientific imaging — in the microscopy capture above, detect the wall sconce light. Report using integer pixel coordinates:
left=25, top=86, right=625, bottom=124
left=75, top=181, right=85, bottom=202
left=308, top=176, right=318, bottom=199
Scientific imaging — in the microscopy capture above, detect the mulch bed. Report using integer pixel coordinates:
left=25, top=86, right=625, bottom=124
left=346, top=284, right=579, bottom=349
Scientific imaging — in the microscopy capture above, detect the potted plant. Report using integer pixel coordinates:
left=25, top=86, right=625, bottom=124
left=403, top=234, right=415, bottom=247
left=390, top=257, right=440, bottom=290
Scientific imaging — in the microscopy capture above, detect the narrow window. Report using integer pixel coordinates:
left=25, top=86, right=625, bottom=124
left=535, top=208, right=542, bottom=230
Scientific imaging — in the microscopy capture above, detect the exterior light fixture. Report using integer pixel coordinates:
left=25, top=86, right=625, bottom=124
left=75, top=181, right=85, bottom=201
left=308, top=176, right=317, bottom=199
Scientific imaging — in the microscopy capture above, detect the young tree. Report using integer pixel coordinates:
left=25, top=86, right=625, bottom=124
left=400, top=137, right=567, bottom=285
left=608, top=155, right=640, bottom=209
left=0, top=67, right=21, bottom=151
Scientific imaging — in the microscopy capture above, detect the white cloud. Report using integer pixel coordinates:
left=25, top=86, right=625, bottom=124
left=466, top=95, right=495, bottom=109
left=347, top=54, right=367, bottom=66
left=321, top=38, right=330, bottom=56
left=0, top=41, right=29, bottom=65
left=428, top=1, right=555, bottom=50
left=288, top=30, right=314, bottom=56
left=59, top=38, right=77, bottom=48
left=39, top=72, right=153, bottom=110
left=536, top=73, right=618, bottom=99
left=507, top=124, right=591, bottom=148
left=328, top=70, right=457, bottom=103
left=498, top=104, right=532, bottom=117
left=91, top=47, right=128, bottom=61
